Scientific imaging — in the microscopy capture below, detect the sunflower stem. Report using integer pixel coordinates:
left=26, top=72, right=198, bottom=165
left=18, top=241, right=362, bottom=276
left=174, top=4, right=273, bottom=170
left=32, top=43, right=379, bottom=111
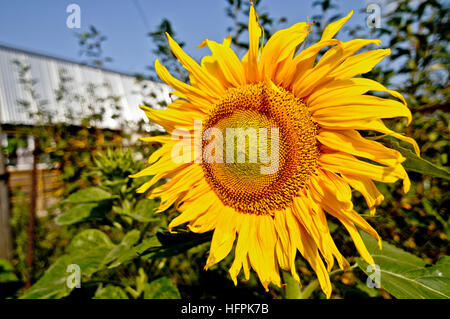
left=281, top=271, right=301, bottom=299
left=299, top=280, right=319, bottom=299
left=298, top=263, right=359, bottom=299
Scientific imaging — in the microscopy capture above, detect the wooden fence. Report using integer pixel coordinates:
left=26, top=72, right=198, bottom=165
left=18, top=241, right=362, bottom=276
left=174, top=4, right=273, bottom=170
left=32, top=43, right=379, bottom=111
left=7, top=168, right=63, bottom=214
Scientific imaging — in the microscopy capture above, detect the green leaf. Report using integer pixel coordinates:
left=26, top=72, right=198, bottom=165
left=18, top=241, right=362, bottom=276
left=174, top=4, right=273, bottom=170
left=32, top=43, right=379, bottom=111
left=105, top=230, right=141, bottom=268
left=142, top=230, right=212, bottom=260
left=107, top=236, right=161, bottom=269
left=20, top=256, right=73, bottom=299
left=124, top=199, right=159, bottom=222
left=0, top=259, right=19, bottom=283
left=22, top=230, right=118, bottom=299
left=0, top=259, right=14, bottom=272
left=55, top=203, right=95, bottom=225
left=68, top=229, right=115, bottom=254
left=357, top=231, right=450, bottom=299
left=383, top=139, right=450, bottom=180
left=143, top=277, right=181, bottom=299
left=55, top=202, right=113, bottom=225
left=421, top=198, right=448, bottom=228
left=93, top=285, right=129, bottom=299
left=66, top=187, right=114, bottom=203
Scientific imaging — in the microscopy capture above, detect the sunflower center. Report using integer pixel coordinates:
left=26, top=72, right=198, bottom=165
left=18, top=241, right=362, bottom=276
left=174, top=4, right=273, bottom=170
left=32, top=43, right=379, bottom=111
left=201, top=82, right=319, bottom=214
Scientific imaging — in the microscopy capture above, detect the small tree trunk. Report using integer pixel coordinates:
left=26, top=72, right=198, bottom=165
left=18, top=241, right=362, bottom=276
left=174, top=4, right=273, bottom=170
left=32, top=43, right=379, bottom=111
left=0, top=125, right=13, bottom=261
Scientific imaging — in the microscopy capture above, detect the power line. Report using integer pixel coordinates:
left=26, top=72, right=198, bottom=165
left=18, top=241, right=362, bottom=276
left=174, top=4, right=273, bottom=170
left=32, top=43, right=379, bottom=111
left=132, top=0, right=151, bottom=31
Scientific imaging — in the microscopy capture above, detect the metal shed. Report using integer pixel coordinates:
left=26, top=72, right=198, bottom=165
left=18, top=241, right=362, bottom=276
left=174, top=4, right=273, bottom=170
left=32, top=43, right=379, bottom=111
left=0, top=44, right=171, bottom=129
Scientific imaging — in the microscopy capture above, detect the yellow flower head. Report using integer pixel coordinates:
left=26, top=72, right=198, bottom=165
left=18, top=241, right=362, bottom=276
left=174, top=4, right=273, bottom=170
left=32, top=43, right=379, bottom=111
left=133, top=5, right=419, bottom=298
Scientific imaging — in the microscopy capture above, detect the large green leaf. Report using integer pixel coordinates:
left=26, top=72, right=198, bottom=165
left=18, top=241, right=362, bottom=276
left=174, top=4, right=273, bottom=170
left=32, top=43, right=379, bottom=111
left=21, top=229, right=117, bottom=299
left=66, top=187, right=114, bottom=203
left=383, top=139, right=450, bottom=180
left=143, top=277, right=181, bottom=299
left=357, top=231, right=450, bottom=299
left=68, top=229, right=115, bottom=253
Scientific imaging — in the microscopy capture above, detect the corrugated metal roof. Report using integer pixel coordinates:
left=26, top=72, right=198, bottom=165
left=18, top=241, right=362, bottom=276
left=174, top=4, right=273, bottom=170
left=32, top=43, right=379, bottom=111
left=0, top=45, right=171, bottom=130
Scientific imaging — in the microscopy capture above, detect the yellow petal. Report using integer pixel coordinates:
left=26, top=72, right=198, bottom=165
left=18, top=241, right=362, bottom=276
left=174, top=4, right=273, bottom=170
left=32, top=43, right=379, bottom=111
left=308, top=78, right=406, bottom=107
left=309, top=173, right=381, bottom=249
left=329, top=48, right=391, bottom=80
left=277, top=39, right=340, bottom=88
left=292, top=39, right=381, bottom=97
left=200, top=39, right=246, bottom=87
left=247, top=215, right=280, bottom=290
left=317, top=129, right=405, bottom=167
left=320, top=119, right=420, bottom=156
left=259, top=22, right=311, bottom=79
left=155, top=59, right=216, bottom=106
left=167, top=189, right=218, bottom=231
left=139, top=135, right=173, bottom=144
left=229, top=213, right=253, bottom=285
left=312, top=95, right=412, bottom=125
left=292, top=196, right=335, bottom=271
left=285, top=209, right=332, bottom=298
left=151, top=165, right=204, bottom=212
left=341, top=174, right=384, bottom=216
left=206, top=206, right=237, bottom=268
left=186, top=199, right=223, bottom=233
left=340, top=218, right=376, bottom=265
left=319, top=152, right=405, bottom=185
left=321, top=10, right=353, bottom=40
left=243, top=4, right=262, bottom=83
left=140, top=104, right=205, bottom=133
left=166, top=33, right=225, bottom=96
left=274, top=209, right=300, bottom=283
left=309, top=169, right=353, bottom=210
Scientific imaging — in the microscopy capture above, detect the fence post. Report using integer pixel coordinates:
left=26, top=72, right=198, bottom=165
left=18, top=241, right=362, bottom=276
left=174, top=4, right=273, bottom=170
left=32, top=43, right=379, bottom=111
left=0, top=125, right=13, bottom=260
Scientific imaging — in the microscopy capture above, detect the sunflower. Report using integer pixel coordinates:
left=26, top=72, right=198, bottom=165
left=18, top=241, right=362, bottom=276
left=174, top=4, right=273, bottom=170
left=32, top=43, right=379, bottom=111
left=132, top=5, right=419, bottom=297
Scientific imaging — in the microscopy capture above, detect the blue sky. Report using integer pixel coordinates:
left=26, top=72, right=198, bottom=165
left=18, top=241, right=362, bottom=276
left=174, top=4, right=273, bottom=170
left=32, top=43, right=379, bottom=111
left=0, top=0, right=375, bottom=75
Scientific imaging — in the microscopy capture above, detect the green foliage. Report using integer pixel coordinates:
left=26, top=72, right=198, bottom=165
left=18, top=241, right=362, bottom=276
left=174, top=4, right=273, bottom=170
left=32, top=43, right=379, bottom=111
left=76, top=25, right=112, bottom=68
left=18, top=148, right=203, bottom=299
left=19, top=257, right=73, bottom=299
left=147, top=19, right=188, bottom=82
left=0, top=259, right=19, bottom=283
left=357, top=231, right=450, bottom=299
left=124, top=199, right=159, bottom=223
left=94, top=285, right=128, bottom=299
left=143, top=277, right=181, bottom=299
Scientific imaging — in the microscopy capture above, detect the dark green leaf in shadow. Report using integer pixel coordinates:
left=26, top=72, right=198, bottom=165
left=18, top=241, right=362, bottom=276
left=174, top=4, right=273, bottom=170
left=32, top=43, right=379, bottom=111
left=55, top=201, right=112, bottom=225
